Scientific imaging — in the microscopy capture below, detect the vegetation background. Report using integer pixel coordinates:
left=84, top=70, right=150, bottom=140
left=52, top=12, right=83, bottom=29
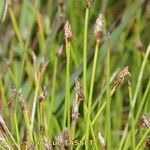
left=0, top=0, right=150, bottom=149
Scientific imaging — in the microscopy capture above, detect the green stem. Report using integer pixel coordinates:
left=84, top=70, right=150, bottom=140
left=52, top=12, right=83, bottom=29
left=128, top=82, right=135, bottom=150
left=83, top=8, right=89, bottom=101
left=49, top=57, right=58, bottom=136
left=63, top=40, right=71, bottom=130
left=23, top=110, right=33, bottom=142
left=106, top=45, right=111, bottom=150
left=31, top=81, right=40, bottom=131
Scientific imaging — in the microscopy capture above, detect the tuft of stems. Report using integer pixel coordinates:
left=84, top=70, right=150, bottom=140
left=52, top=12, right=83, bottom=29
left=85, top=13, right=103, bottom=149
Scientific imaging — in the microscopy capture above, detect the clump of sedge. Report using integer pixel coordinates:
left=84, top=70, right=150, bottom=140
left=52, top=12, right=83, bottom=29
left=98, top=132, right=106, bottom=150
left=94, top=13, right=103, bottom=43
left=113, top=66, right=131, bottom=88
left=64, top=21, right=72, bottom=41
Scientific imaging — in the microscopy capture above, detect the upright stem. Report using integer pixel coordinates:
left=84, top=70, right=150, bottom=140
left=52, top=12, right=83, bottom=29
left=63, top=40, right=71, bottom=130
left=83, top=8, right=89, bottom=102
left=106, top=45, right=111, bottom=149
left=31, top=80, right=40, bottom=131
left=49, top=57, right=58, bottom=136
left=128, top=82, right=135, bottom=150
left=85, top=42, right=99, bottom=149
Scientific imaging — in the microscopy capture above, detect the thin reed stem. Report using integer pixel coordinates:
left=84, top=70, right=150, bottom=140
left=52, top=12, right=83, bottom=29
left=63, top=40, right=71, bottom=130
left=106, top=45, right=111, bottom=150
left=128, top=82, right=135, bottom=150
left=83, top=8, right=89, bottom=102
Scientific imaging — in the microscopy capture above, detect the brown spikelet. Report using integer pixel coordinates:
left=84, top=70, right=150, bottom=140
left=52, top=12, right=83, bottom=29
left=98, top=132, right=106, bottom=150
left=56, top=45, right=64, bottom=57
left=71, top=100, right=79, bottom=123
left=138, top=115, right=150, bottom=129
left=7, top=86, right=17, bottom=110
left=64, top=21, right=72, bottom=41
left=39, top=87, right=47, bottom=102
left=19, top=89, right=26, bottom=111
left=94, top=13, right=103, bottom=43
left=113, top=66, right=131, bottom=88
left=75, top=78, right=84, bottom=101
left=58, top=0, right=65, bottom=6
left=86, top=0, right=93, bottom=8
left=44, top=137, right=53, bottom=150
left=135, top=39, right=144, bottom=52
left=55, top=133, right=65, bottom=150
left=146, top=136, right=150, bottom=148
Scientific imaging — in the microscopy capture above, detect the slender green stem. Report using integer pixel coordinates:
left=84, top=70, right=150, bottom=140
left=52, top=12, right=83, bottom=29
left=49, top=57, right=58, bottom=135
left=70, top=122, right=76, bottom=150
left=23, top=110, right=33, bottom=142
left=106, top=45, right=111, bottom=150
left=83, top=8, right=89, bottom=101
left=85, top=42, right=99, bottom=149
left=135, top=79, right=150, bottom=123
left=63, top=40, right=71, bottom=130
left=128, top=82, right=135, bottom=150
left=31, top=81, right=40, bottom=131
left=13, top=112, right=20, bottom=148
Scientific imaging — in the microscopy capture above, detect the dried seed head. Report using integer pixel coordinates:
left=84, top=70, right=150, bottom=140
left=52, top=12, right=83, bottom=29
left=7, top=86, right=17, bottom=110
left=71, top=100, right=79, bottom=123
left=39, top=61, right=47, bottom=76
left=138, top=115, right=150, bottom=129
left=63, top=128, right=70, bottom=148
left=146, top=136, right=150, bottom=148
left=0, top=115, right=9, bottom=133
left=44, top=137, right=52, bottom=150
left=19, top=89, right=26, bottom=111
left=135, top=39, right=144, bottom=52
left=58, top=0, right=65, bottom=6
left=94, top=13, right=103, bottom=43
left=114, top=66, right=131, bottom=88
left=98, top=132, right=106, bottom=150
left=63, top=128, right=69, bottom=141
left=39, top=87, right=47, bottom=102
left=86, top=0, right=93, bottom=8
left=75, top=78, right=84, bottom=101
left=55, top=133, right=65, bottom=149
left=56, top=45, right=64, bottom=57
left=64, top=21, right=72, bottom=41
